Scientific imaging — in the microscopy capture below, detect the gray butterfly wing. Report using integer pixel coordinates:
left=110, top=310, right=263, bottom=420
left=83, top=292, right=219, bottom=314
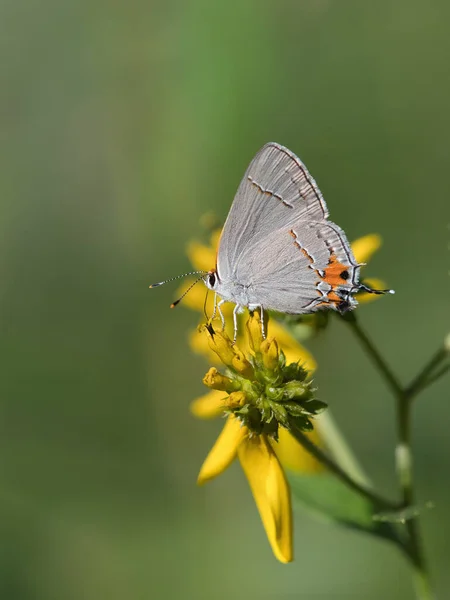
left=236, top=221, right=360, bottom=314
left=217, top=142, right=329, bottom=280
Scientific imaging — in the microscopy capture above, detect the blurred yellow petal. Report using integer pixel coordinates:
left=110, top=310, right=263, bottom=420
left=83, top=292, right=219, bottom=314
left=351, top=234, right=382, bottom=264
left=197, top=416, right=246, bottom=484
left=186, top=240, right=216, bottom=272
left=238, top=434, right=293, bottom=563
left=189, top=328, right=221, bottom=365
left=273, top=427, right=325, bottom=474
left=174, top=279, right=211, bottom=313
left=357, top=278, right=388, bottom=304
left=269, top=321, right=317, bottom=373
left=177, top=278, right=237, bottom=323
left=190, top=390, right=226, bottom=419
left=209, top=229, right=222, bottom=252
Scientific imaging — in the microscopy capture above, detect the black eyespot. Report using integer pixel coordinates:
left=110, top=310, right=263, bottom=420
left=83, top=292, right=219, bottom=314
left=208, top=272, right=216, bottom=287
left=340, top=270, right=350, bottom=280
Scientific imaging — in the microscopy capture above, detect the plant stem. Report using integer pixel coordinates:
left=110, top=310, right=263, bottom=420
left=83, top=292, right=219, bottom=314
left=396, top=395, right=435, bottom=599
left=289, top=425, right=397, bottom=511
left=405, top=346, right=449, bottom=399
left=342, top=312, right=403, bottom=399
left=343, top=313, right=435, bottom=599
left=415, top=363, right=450, bottom=393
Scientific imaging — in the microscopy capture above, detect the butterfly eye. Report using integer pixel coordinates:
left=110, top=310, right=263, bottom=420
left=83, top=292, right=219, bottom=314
left=208, top=272, right=216, bottom=287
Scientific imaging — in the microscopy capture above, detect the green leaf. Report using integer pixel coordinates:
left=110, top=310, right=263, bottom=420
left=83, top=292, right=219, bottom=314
left=289, top=472, right=401, bottom=545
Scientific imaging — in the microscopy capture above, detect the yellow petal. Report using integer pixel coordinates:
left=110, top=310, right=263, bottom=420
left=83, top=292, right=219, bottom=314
left=197, top=416, right=246, bottom=484
left=190, top=390, right=226, bottom=419
left=238, top=434, right=293, bottom=563
left=189, top=328, right=222, bottom=365
left=186, top=240, right=216, bottom=272
left=175, top=279, right=214, bottom=313
left=357, top=277, right=388, bottom=304
left=269, top=321, right=317, bottom=373
left=174, top=283, right=235, bottom=321
left=209, top=229, right=222, bottom=252
left=272, top=427, right=325, bottom=474
left=351, top=234, right=382, bottom=264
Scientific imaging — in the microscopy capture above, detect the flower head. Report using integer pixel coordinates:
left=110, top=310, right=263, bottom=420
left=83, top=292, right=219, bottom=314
left=195, top=313, right=326, bottom=563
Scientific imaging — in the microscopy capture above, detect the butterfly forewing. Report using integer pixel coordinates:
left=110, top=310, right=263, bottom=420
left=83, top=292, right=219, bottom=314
left=217, top=143, right=329, bottom=281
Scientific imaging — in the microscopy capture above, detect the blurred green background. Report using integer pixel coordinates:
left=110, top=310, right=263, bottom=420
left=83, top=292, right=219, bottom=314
left=1, top=1, right=449, bottom=598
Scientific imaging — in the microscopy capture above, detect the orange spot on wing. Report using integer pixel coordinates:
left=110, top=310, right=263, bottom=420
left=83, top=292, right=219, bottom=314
left=323, top=254, right=349, bottom=288
left=327, top=291, right=342, bottom=303
left=316, top=253, right=351, bottom=308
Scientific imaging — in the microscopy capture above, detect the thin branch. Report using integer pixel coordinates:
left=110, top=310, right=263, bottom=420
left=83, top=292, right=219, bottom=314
left=396, top=396, right=435, bottom=599
left=406, top=349, right=449, bottom=399
left=343, top=312, right=435, bottom=598
left=342, top=312, right=403, bottom=400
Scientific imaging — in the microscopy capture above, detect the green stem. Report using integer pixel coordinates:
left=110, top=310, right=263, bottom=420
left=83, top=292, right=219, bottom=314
left=416, top=363, right=450, bottom=393
left=405, top=346, right=449, bottom=399
left=396, top=396, right=435, bottom=599
left=343, top=313, right=435, bottom=599
left=289, top=425, right=397, bottom=511
left=342, top=312, right=403, bottom=399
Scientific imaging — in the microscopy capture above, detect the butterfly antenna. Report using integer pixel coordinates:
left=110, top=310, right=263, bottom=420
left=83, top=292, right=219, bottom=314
left=358, top=282, right=395, bottom=296
left=170, top=273, right=206, bottom=308
left=149, top=270, right=207, bottom=289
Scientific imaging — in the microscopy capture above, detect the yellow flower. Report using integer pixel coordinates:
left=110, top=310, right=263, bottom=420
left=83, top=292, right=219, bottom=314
left=198, top=414, right=293, bottom=563
left=191, top=388, right=326, bottom=475
left=186, top=227, right=322, bottom=477
left=183, top=225, right=388, bottom=562
left=351, top=233, right=388, bottom=304
left=193, top=316, right=328, bottom=563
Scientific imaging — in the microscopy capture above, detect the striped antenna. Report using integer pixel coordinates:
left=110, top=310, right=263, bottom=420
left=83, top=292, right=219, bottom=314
left=149, top=270, right=207, bottom=289
left=170, top=273, right=206, bottom=308
left=358, top=283, right=395, bottom=295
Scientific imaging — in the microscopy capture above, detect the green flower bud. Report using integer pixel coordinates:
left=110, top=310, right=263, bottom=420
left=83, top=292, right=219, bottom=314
left=269, top=401, right=289, bottom=427
left=280, top=380, right=310, bottom=401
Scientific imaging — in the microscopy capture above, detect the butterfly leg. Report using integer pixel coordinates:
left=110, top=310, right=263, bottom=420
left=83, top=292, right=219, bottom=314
left=211, top=292, right=218, bottom=320
left=232, top=304, right=240, bottom=344
left=259, top=306, right=266, bottom=340
left=217, top=299, right=226, bottom=331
